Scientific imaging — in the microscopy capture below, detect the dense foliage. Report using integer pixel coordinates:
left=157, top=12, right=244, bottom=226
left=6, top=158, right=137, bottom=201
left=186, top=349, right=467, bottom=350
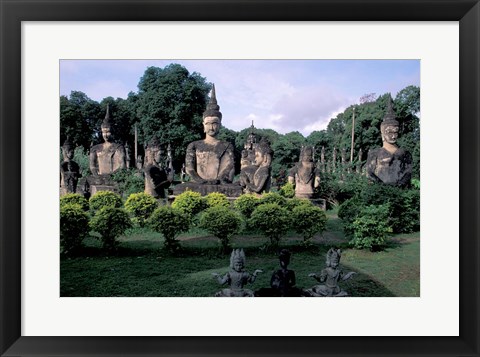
left=204, top=192, right=230, bottom=208
left=89, top=207, right=132, bottom=250
left=249, top=203, right=291, bottom=247
left=60, top=203, right=90, bottom=254
left=350, top=204, right=392, bottom=251
left=60, top=193, right=89, bottom=211
left=171, top=190, right=206, bottom=217
left=199, top=206, right=242, bottom=252
left=233, top=194, right=260, bottom=219
left=291, top=205, right=328, bottom=243
left=124, top=192, right=158, bottom=227
left=148, top=206, right=191, bottom=251
left=111, top=169, right=145, bottom=198
left=89, top=191, right=123, bottom=212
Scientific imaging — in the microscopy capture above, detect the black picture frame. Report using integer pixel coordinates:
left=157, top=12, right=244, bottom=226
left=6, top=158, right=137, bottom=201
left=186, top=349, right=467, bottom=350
left=1, top=1, right=479, bottom=356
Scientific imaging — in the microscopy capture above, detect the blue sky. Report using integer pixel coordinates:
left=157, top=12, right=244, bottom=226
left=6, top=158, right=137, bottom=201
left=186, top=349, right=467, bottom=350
left=60, top=59, right=419, bottom=136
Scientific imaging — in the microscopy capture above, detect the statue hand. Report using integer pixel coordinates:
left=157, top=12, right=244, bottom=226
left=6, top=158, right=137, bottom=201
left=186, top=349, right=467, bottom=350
left=212, top=273, right=220, bottom=277
left=308, top=273, right=316, bottom=278
left=253, top=269, right=263, bottom=276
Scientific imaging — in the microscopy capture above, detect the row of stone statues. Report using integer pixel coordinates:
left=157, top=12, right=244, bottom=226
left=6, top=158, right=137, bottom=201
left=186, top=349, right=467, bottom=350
left=60, top=85, right=413, bottom=199
left=212, top=248, right=356, bottom=297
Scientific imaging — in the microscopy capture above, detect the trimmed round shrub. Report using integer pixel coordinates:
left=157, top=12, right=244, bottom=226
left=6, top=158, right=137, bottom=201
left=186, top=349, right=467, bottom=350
left=89, top=191, right=123, bottom=212
left=171, top=190, right=206, bottom=217
left=124, top=192, right=158, bottom=227
left=60, top=193, right=89, bottom=211
left=148, top=206, right=191, bottom=251
left=338, top=196, right=362, bottom=237
left=291, top=205, right=328, bottom=243
left=278, top=182, right=295, bottom=198
left=259, top=192, right=287, bottom=207
left=199, top=206, right=242, bottom=253
left=204, top=192, right=230, bottom=208
left=249, top=203, right=291, bottom=246
left=89, top=206, right=131, bottom=250
left=233, top=193, right=260, bottom=219
left=350, top=204, right=392, bottom=251
left=284, top=197, right=314, bottom=211
left=60, top=203, right=89, bottom=254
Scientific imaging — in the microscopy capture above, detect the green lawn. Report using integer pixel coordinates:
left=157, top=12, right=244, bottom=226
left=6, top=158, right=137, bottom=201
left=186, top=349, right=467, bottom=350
left=61, top=212, right=420, bottom=297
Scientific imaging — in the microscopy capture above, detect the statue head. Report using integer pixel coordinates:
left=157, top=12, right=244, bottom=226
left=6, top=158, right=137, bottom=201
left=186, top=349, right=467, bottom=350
left=279, top=249, right=291, bottom=268
left=62, top=137, right=74, bottom=161
left=254, top=138, right=273, bottom=166
left=146, top=138, right=163, bottom=166
left=326, top=248, right=341, bottom=268
left=230, top=249, right=246, bottom=272
left=203, top=84, right=222, bottom=138
left=136, top=155, right=143, bottom=170
left=101, top=104, right=113, bottom=143
left=300, top=146, right=314, bottom=163
left=380, top=96, right=399, bottom=145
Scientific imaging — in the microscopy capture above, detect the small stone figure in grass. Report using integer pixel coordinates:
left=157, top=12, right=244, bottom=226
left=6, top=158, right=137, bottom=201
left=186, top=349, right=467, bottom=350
left=212, top=249, right=263, bottom=297
left=306, top=248, right=356, bottom=297
left=256, top=249, right=303, bottom=297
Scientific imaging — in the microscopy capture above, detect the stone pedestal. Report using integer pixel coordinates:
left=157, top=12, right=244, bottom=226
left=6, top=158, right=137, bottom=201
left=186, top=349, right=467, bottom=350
left=86, top=175, right=119, bottom=196
left=172, top=182, right=243, bottom=197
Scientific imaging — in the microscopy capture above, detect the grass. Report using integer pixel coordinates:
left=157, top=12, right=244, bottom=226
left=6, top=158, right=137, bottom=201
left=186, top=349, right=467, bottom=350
left=61, top=211, right=420, bottom=297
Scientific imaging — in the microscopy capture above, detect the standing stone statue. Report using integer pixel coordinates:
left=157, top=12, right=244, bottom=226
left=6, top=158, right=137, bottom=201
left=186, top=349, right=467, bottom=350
left=144, top=139, right=174, bottom=199
left=60, top=138, right=81, bottom=195
left=240, top=121, right=258, bottom=170
left=306, top=248, right=356, bottom=297
left=174, top=85, right=241, bottom=197
left=288, top=146, right=320, bottom=199
left=212, top=249, right=263, bottom=297
left=366, top=96, right=412, bottom=187
left=239, top=137, right=273, bottom=194
left=87, top=105, right=126, bottom=194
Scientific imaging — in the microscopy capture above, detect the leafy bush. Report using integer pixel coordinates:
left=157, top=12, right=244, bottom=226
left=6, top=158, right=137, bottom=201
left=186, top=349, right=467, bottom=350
left=60, top=203, right=90, bottom=254
left=171, top=190, right=206, bottom=217
left=73, top=146, right=90, bottom=176
left=89, top=206, right=131, bottom=250
left=338, top=196, right=363, bottom=237
left=317, top=172, right=368, bottom=207
left=60, top=193, right=89, bottom=211
left=278, top=182, right=295, bottom=198
left=233, top=193, right=260, bottom=219
left=148, top=206, right=191, bottom=251
left=124, top=192, right=158, bottom=227
left=350, top=204, right=392, bottom=251
left=89, top=191, right=123, bottom=212
left=199, top=206, right=242, bottom=252
left=291, top=205, right=327, bottom=243
left=284, top=197, right=313, bottom=211
left=259, top=192, right=287, bottom=207
left=111, top=168, right=145, bottom=198
left=249, top=203, right=291, bottom=246
left=204, top=192, right=230, bottom=208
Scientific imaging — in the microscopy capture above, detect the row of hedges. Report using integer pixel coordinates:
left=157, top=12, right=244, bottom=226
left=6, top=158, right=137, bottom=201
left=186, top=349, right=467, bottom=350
left=60, top=190, right=328, bottom=254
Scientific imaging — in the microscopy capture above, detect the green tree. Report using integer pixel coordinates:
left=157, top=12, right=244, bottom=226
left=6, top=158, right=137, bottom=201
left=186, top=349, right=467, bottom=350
left=135, top=64, right=211, bottom=171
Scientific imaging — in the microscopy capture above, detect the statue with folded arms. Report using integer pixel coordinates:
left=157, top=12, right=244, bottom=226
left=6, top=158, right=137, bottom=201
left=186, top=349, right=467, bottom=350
left=239, top=137, right=273, bottom=194
left=60, top=137, right=81, bottom=195
left=288, top=146, right=320, bottom=199
left=144, top=139, right=174, bottom=199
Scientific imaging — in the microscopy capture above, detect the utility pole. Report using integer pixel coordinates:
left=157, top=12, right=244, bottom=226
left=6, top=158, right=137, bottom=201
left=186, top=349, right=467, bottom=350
left=134, top=123, right=138, bottom=165
left=350, top=107, right=355, bottom=163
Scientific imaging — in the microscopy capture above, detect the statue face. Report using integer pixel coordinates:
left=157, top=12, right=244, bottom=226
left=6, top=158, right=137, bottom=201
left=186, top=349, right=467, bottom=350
left=254, top=150, right=265, bottom=166
left=101, top=127, right=112, bottom=142
left=301, top=152, right=313, bottom=162
left=63, top=148, right=74, bottom=161
left=203, top=116, right=221, bottom=137
left=233, top=260, right=244, bottom=272
left=149, top=147, right=162, bottom=165
left=382, top=125, right=399, bottom=145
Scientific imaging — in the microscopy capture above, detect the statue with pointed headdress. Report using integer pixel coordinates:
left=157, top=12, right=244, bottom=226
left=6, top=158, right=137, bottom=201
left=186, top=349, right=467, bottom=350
left=60, top=137, right=81, bottom=195
left=306, top=248, right=356, bottom=297
left=185, top=85, right=235, bottom=184
left=212, top=249, right=263, bottom=297
left=89, top=105, right=126, bottom=177
left=288, top=146, right=320, bottom=199
left=366, top=95, right=412, bottom=187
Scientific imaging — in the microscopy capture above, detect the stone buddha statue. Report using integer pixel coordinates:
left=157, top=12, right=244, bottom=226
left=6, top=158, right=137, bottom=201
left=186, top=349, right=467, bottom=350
left=144, top=139, right=174, bottom=199
left=185, top=85, right=235, bottom=184
left=239, top=137, right=273, bottom=194
left=288, top=146, right=320, bottom=199
left=174, top=85, right=242, bottom=197
left=60, top=137, right=81, bottom=195
left=366, top=96, right=412, bottom=187
left=89, top=105, right=126, bottom=177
